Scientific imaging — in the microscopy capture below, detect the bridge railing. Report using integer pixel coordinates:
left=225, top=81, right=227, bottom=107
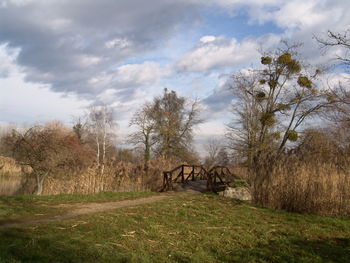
left=206, top=166, right=239, bottom=192
left=161, top=165, right=207, bottom=192
left=161, top=164, right=238, bottom=192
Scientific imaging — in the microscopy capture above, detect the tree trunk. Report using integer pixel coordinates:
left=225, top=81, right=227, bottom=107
left=102, top=122, right=106, bottom=167
left=34, top=172, right=47, bottom=195
left=96, top=134, right=100, bottom=166
left=144, top=134, right=151, bottom=163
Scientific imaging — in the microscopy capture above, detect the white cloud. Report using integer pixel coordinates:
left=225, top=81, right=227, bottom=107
left=196, top=120, right=227, bottom=136
left=78, top=55, right=102, bottom=67
left=2, top=0, right=350, bottom=143
left=272, top=1, right=331, bottom=29
left=176, top=34, right=280, bottom=72
left=0, top=44, right=90, bottom=124
left=176, top=36, right=256, bottom=72
left=0, top=78, right=90, bottom=124
left=200, top=0, right=350, bottom=42
left=115, top=61, right=169, bottom=86
left=321, top=72, right=350, bottom=90
left=0, top=44, right=20, bottom=77
left=200, top=35, right=216, bottom=43
left=105, top=38, right=131, bottom=49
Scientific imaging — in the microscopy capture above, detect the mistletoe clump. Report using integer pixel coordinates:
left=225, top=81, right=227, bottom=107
left=277, top=53, right=292, bottom=64
left=277, top=52, right=301, bottom=74
left=287, top=130, right=298, bottom=141
left=286, top=60, right=301, bottom=74
left=272, top=131, right=281, bottom=139
left=255, top=91, right=266, bottom=102
left=261, top=56, right=272, bottom=65
left=275, top=103, right=291, bottom=111
left=268, top=80, right=278, bottom=88
left=260, top=113, right=276, bottom=126
left=298, top=76, right=312, bottom=89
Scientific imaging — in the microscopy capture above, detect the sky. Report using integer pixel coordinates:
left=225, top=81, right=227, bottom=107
left=1, top=0, right=350, bottom=151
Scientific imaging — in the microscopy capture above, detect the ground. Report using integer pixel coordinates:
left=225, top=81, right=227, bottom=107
left=0, top=189, right=350, bottom=262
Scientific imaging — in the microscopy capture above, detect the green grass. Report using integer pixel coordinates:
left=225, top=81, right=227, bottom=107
left=228, top=178, right=248, bottom=188
left=0, top=193, right=349, bottom=262
left=0, top=191, right=156, bottom=224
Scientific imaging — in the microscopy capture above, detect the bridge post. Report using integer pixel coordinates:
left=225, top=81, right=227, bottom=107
left=162, top=164, right=234, bottom=192
left=181, top=165, right=184, bottom=183
left=169, top=172, right=173, bottom=190
left=162, top=172, right=168, bottom=192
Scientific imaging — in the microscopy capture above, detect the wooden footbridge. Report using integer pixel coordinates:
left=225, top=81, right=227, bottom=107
left=161, top=164, right=238, bottom=192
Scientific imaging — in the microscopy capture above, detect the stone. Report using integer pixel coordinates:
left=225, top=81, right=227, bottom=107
left=220, top=187, right=252, bottom=201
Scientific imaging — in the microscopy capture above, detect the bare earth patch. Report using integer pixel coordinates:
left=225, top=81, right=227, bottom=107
left=0, top=184, right=204, bottom=229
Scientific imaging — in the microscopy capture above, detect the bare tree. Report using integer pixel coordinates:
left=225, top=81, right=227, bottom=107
left=226, top=72, right=261, bottom=166
left=228, top=43, right=335, bottom=166
left=216, top=147, right=230, bottom=166
left=149, top=88, right=202, bottom=161
left=128, top=103, right=155, bottom=163
left=323, top=83, right=350, bottom=123
left=86, top=105, right=116, bottom=174
left=3, top=124, right=93, bottom=195
left=315, top=29, right=350, bottom=123
left=72, top=116, right=87, bottom=144
left=315, top=30, right=350, bottom=68
left=203, top=138, right=222, bottom=168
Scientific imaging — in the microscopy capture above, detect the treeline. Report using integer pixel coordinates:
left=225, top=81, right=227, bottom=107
left=0, top=89, right=201, bottom=195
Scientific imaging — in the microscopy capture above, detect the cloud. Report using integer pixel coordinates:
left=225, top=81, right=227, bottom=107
left=175, top=36, right=257, bottom=72
left=175, top=34, right=280, bottom=73
left=187, top=0, right=350, bottom=120
left=245, top=0, right=346, bottom=32
left=2, top=0, right=349, bottom=98
left=196, top=0, right=350, bottom=67
left=203, top=0, right=347, bottom=32
left=0, top=44, right=89, bottom=124
left=2, top=0, right=350, bottom=141
left=115, top=62, right=169, bottom=87
left=0, top=0, right=200, bottom=97
left=199, top=74, right=236, bottom=122
left=85, top=61, right=169, bottom=105
left=0, top=44, right=20, bottom=77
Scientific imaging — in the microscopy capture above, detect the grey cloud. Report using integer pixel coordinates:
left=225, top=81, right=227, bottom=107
left=0, top=0, right=200, bottom=98
left=201, top=75, right=234, bottom=117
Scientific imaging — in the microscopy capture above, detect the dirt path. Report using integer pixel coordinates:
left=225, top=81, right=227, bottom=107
left=0, top=185, right=206, bottom=229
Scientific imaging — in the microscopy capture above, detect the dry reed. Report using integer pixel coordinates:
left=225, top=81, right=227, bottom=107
left=0, top=156, right=176, bottom=196
left=251, top=155, right=350, bottom=217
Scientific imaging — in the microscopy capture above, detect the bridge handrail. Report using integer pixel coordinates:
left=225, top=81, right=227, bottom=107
left=165, top=164, right=204, bottom=174
left=161, top=164, right=237, bottom=192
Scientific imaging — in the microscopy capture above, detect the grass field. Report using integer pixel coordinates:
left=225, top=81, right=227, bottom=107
left=0, top=192, right=156, bottom=225
left=0, top=193, right=349, bottom=262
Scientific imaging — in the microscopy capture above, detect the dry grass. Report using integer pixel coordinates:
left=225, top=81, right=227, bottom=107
left=0, top=156, right=176, bottom=196
left=230, top=166, right=250, bottom=180
left=251, top=156, right=350, bottom=217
